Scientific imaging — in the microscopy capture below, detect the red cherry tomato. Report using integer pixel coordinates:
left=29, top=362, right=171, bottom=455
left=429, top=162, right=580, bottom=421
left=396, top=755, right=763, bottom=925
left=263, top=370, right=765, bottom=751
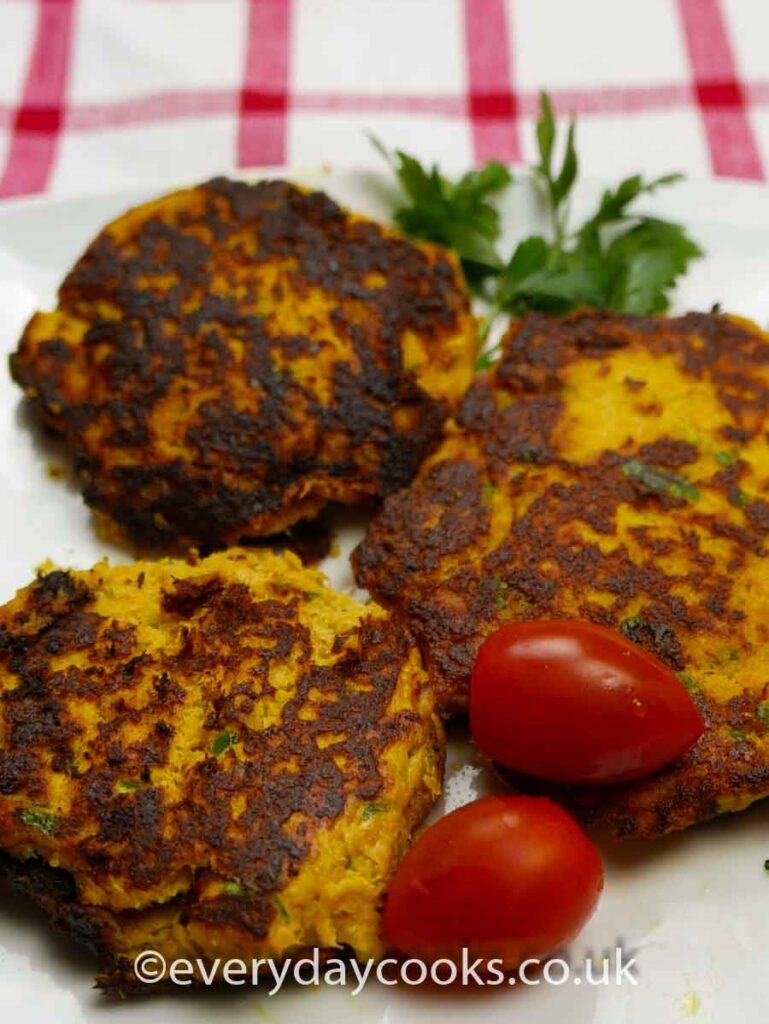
left=382, top=795, right=603, bottom=967
left=470, top=619, right=705, bottom=784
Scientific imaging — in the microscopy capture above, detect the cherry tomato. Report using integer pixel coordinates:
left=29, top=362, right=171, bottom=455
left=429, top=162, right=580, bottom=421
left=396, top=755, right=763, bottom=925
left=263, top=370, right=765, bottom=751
left=470, top=619, right=705, bottom=784
left=382, top=795, right=603, bottom=967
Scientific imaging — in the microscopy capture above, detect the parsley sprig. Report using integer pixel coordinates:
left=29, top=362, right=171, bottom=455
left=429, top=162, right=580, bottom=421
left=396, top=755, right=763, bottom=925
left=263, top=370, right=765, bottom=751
left=369, top=134, right=512, bottom=277
left=373, top=93, right=703, bottom=346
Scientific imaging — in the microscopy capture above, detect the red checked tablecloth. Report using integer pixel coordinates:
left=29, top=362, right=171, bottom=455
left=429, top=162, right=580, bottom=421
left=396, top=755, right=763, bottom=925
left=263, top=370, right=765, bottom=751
left=0, top=0, right=768, bottom=200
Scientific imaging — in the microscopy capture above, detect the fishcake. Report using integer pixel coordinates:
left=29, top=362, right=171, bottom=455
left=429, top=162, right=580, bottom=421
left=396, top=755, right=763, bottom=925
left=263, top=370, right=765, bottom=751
left=354, top=310, right=769, bottom=836
left=0, top=548, right=444, bottom=991
left=11, top=178, right=476, bottom=548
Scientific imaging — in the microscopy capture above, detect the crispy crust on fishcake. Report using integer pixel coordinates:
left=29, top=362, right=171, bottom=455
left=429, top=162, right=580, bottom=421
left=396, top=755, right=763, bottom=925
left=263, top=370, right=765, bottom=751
left=11, top=178, right=476, bottom=548
left=0, top=549, right=444, bottom=990
left=354, top=310, right=769, bottom=835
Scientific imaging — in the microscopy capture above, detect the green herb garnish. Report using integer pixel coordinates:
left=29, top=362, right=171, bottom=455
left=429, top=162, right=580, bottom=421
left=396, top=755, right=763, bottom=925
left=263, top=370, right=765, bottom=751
left=620, top=615, right=642, bottom=632
left=621, top=458, right=700, bottom=503
left=370, top=134, right=512, bottom=275
left=115, top=779, right=141, bottom=793
left=18, top=807, right=59, bottom=838
left=212, top=728, right=238, bottom=756
left=475, top=349, right=499, bottom=372
left=757, top=702, right=769, bottom=725
left=223, top=881, right=244, bottom=897
left=732, top=489, right=749, bottom=507
left=729, top=728, right=748, bottom=742
left=373, top=93, right=702, bottom=342
left=678, top=673, right=699, bottom=694
left=715, top=451, right=734, bottom=467
left=491, top=576, right=509, bottom=609
left=492, top=96, right=702, bottom=323
left=274, top=895, right=291, bottom=922
left=361, top=802, right=389, bottom=820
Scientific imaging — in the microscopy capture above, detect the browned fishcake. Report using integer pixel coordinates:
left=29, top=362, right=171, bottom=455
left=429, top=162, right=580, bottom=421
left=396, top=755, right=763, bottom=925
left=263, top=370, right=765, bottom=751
left=355, top=310, right=769, bottom=836
left=0, top=549, right=444, bottom=991
left=11, top=178, right=476, bottom=548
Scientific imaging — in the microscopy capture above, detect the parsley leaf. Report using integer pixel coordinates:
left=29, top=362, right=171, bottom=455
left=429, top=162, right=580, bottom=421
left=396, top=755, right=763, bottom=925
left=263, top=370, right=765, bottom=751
left=274, top=895, right=291, bottom=922
left=18, top=807, right=59, bottom=838
left=621, top=458, right=700, bottom=503
left=212, top=728, right=238, bottom=756
left=370, top=134, right=512, bottom=274
left=373, top=92, right=703, bottom=339
left=533, top=92, right=577, bottom=248
left=361, top=801, right=390, bottom=820
left=603, top=218, right=704, bottom=314
left=494, top=94, right=702, bottom=319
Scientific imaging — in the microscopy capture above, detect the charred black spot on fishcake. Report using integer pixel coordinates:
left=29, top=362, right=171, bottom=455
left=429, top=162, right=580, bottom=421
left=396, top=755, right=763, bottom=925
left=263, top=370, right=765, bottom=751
left=619, top=616, right=685, bottom=670
left=0, top=751, right=36, bottom=794
left=26, top=571, right=91, bottom=627
left=0, top=849, right=110, bottom=957
left=745, top=498, right=769, bottom=532
left=639, top=438, right=698, bottom=468
left=161, top=575, right=225, bottom=617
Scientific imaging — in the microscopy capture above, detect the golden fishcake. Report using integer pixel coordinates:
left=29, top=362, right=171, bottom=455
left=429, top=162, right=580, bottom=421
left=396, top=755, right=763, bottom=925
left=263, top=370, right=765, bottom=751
left=355, top=310, right=769, bottom=836
left=0, top=548, right=444, bottom=991
left=11, top=178, right=476, bottom=548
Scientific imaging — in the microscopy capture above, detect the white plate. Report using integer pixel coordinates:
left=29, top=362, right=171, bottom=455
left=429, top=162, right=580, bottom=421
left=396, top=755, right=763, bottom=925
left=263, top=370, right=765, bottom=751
left=1, top=168, right=768, bottom=1024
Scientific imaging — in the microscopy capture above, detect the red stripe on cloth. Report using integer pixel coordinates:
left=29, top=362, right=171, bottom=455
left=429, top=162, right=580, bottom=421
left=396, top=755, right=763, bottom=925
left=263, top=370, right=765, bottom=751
left=42, top=92, right=463, bottom=132
left=68, top=90, right=237, bottom=131
left=10, top=79, right=769, bottom=138
left=676, top=0, right=763, bottom=180
left=519, top=84, right=693, bottom=117
left=237, top=0, right=292, bottom=169
left=1, top=84, right=701, bottom=135
left=463, top=0, right=521, bottom=164
left=0, top=0, right=77, bottom=198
